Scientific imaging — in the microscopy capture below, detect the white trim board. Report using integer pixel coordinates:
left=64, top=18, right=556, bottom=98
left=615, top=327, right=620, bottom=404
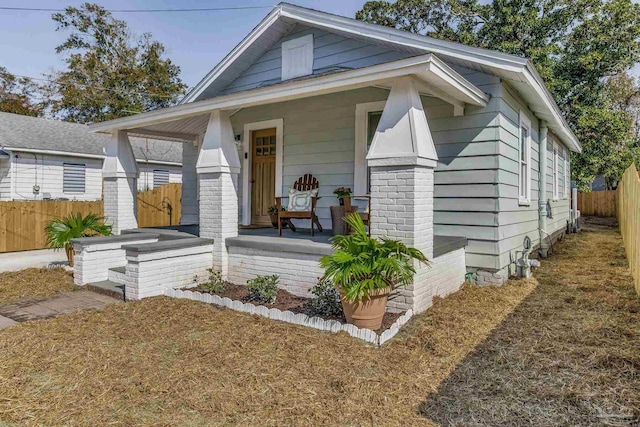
left=89, top=55, right=487, bottom=135
left=241, top=118, right=284, bottom=226
left=518, top=111, right=532, bottom=206
left=354, top=101, right=386, bottom=195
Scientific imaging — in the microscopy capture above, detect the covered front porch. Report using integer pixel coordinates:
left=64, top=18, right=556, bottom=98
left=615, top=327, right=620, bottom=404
left=88, top=53, right=487, bottom=312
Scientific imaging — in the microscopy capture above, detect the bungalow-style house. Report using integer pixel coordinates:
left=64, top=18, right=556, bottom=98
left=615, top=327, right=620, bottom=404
left=0, top=112, right=182, bottom=201
left=72, top=3, right=580, bottom=314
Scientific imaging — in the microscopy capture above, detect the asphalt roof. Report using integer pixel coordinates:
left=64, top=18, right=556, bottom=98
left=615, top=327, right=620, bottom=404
left=0, top=112, right=182, bottom=164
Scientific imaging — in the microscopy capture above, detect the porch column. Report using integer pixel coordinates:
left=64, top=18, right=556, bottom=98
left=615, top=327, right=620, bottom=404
left=367, top=77, right=438, bottom=312
left=538, top=123, right=549, bottom=257
left=196, top=110, right=241, bottom=276
left=180, top=137, right=200, bottom=225
left=103, top=130, right=139, bottom=234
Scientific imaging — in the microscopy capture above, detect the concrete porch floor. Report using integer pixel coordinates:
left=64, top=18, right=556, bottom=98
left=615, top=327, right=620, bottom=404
left=138, top=224, right=466, bottom=258
left=147, top=224, right=333, bottom=245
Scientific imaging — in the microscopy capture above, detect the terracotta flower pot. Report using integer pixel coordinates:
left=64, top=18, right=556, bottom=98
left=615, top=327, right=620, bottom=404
left=65, top=244, right=75, bottom=267
left=269, top=212, right=279, bottom=228
left=340, top=288, right=390, bottom=330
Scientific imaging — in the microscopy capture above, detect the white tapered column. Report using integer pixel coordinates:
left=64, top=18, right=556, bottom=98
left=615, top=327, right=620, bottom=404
left=197, top=110, right=241, bottom=276
left=103, top=130, right=139, bottom=234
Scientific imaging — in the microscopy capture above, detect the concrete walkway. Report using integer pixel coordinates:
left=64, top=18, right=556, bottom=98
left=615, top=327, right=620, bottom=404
left=0, top=249, right=68, bottom=273
left=0, top=291, right=121, bottom=328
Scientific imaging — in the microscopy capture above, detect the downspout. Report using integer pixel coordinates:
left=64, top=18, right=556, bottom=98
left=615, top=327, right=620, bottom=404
left=538, top=122, right=549, bottom=257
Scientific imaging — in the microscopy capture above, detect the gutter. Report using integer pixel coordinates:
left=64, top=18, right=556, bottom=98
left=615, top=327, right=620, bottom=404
left=2, top=147, right=181, bottom=166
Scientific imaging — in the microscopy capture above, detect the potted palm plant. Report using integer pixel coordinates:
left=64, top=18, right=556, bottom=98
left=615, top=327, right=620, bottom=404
left=320, top=213, right=428, bottom=330
left=45, top=212, right=112, bottom=267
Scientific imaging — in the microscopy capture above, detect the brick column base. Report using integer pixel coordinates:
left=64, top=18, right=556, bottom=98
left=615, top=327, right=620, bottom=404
left=369, top=165, right=435, bottom=312
left=198, top=172, right=239, bottom=276
left=103, top=177, right=138, bottom=234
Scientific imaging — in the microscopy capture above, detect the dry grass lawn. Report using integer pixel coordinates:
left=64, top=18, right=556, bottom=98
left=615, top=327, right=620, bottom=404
left=0, top=267, right=75, bottom=304
left=0, top=220, right=637, bottom=426
left=422, top=217, right=640, bottom=426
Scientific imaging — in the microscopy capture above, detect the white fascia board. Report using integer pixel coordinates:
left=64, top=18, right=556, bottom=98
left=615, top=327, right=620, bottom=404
left=2, top=147, right=105, bottom=160
left=522, top=65, right=582, bottom=153
left=278, top=4, right=527, bottom=73
left=136, top=159, right=182, bottom=167
left=90, top=54, right=486, bottom=134
left=180, top=7, right=282, bottom=104
left=423, top=55, right=490, bottom=106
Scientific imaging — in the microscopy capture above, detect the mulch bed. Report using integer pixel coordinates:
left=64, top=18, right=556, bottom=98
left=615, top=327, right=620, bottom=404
left=190, top=282, right=402, bottom=333
left=0, top=268, right=76, bottom=305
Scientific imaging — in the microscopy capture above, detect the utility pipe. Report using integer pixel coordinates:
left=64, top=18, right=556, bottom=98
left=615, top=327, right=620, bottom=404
left=539, top=122, right=549, bottom=257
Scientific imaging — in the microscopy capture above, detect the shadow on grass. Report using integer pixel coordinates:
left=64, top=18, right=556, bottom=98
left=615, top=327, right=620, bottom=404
left=419, top=226, right=640, bottom=427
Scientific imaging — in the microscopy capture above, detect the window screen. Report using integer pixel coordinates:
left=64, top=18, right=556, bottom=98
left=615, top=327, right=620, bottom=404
left=153, top=169, right=170, bottom=188
left=63, top=163, right=86, bottom=193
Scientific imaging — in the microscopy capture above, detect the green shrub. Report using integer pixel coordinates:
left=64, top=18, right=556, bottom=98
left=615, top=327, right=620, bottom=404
left=200, top=268, right=226, bottom=293
left=306, top=279, right=342, bottom=317
left=246, top=275, right=279, bottom=304
left=321, top=213, right=429, bottom=302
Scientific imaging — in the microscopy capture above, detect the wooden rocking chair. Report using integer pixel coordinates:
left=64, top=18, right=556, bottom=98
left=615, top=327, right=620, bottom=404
left=275, top=174, right=323, bottom=236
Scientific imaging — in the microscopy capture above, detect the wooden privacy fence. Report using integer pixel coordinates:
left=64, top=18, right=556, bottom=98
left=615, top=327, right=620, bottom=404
left=0, top=183, right=182, bottom=253
left=137, top=183, right=182, bottom=228
left=617, top=164, right=640, bottom=296
left=577, top=190, right=618, bottom=217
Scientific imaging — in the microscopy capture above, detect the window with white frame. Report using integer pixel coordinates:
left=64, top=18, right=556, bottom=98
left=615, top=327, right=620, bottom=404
left=63, top=163, right=86, bottom=193
left=564, top=148, right=570, bottom=198
left=518, top=112, right=532, bottom=204
left=281, top=34, right=313, bottom=81
left=552, top=142, right=559, bottom=200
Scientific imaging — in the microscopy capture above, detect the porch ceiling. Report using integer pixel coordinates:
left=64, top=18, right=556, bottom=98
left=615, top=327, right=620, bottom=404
left=89, top=54, right=489, bottom=141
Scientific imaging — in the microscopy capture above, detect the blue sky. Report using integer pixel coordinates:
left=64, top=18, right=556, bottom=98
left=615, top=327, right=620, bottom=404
left=1, top=0, right=638, bottom=90
left=0, top=0, right=365, bottom=90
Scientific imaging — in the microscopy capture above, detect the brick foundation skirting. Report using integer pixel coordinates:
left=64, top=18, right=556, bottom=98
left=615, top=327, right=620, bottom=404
left=227, top=246, right=325, bottom=297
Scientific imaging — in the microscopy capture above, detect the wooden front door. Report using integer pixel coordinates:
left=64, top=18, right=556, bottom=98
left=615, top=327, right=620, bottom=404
left=251, top=128, right=277, bottom=225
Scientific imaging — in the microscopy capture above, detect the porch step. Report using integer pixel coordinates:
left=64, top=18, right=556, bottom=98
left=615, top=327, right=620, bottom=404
left=107, top=266, right=127, bottom=284
left=86, top=280, right=125, bottom=301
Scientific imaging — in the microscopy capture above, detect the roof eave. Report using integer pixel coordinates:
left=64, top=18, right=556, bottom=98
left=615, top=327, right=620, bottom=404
left=90, top=54, right=488, bottom=134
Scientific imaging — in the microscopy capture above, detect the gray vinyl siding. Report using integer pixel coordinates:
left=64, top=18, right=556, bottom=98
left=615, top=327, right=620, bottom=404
left=431, top=66, right=506, bottom=272
left=0, top=157, right=10, bottom=200
left=231, top=87, right=387, bottom=227
left=220, top=24, right=413, bottom=96
left=231, top=86, right=458, bottom=230
left=230, top=75, right=511, bottom=274
left=492, top=85, right=570, bottom=274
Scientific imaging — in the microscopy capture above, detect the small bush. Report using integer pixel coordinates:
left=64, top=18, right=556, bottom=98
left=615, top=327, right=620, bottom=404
left=246, top=275, right=279, bottom=304
left=200, top=268, right=226, bottom=293
left=306, top=279, right=342, bottom=317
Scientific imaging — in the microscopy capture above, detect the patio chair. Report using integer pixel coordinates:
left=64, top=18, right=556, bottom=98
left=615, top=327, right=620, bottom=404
left=275, top=174, right=323, bottom=236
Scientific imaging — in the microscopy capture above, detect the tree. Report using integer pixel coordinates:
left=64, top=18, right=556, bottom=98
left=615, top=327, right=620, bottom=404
left=46, top=3, right=186, bottom=123
left=0, top=67, right=43, bottom=117
left=356, top=0, right=640, bottom=190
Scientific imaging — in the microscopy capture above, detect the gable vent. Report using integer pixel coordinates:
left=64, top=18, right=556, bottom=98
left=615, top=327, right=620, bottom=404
left=281, top=34, right=313, bottom=81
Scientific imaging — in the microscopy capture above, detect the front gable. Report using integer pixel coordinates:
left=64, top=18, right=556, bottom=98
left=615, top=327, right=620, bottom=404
left=197, top=23, right=416, bottom=100
left=175, top=3, right=579, bottom=152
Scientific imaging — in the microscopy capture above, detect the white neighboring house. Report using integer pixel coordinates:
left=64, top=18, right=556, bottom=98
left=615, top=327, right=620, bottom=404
left=0, top=112, right=182, bottom=201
